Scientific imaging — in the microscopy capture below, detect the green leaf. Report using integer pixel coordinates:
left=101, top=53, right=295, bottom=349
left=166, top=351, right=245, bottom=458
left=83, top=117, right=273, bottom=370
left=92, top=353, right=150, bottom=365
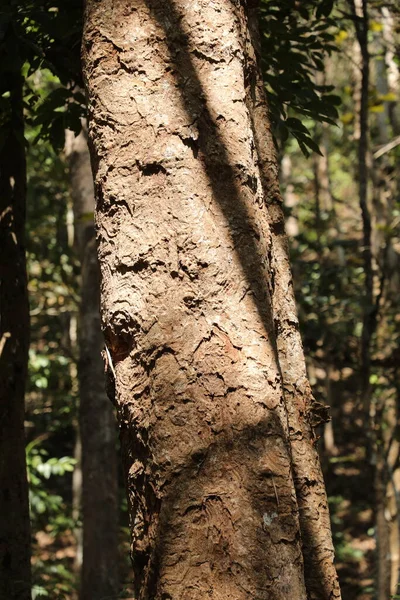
left=316, top=0, right=334, bottom=19
left=49, top=114, right=65, bottom=150
left=301, top=136, right=324, bottom=156
left=285, top=117, right=310, bottom=134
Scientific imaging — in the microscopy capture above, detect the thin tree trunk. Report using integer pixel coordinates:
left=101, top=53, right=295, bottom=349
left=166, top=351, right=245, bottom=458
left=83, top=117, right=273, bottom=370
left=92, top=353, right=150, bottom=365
left=351, top=4, right=392, bottom=597
left=352, top=4, right=400, bottom=598
left=71, top=421, right=83, bottom=578
left=350, top=0, right=375, bottom=413
left=65, top=128, right=119, bottom=600
left=374, top=21, right=391, bottom=146
left=381, top=7, right=400, bottom=136
left=280, top=155, right=299, bottom=238
left=82, top=2, right=341, bottom=599
left=386, top=407, right=400, bottom=596
left=0, top=72, right=32, bottom=599
left=67, top=309, right=83, bottom=582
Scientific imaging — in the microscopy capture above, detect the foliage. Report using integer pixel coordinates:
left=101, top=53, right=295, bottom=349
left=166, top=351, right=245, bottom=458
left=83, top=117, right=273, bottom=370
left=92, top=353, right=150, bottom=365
left=26, top=126, right=78, bottom=600
left=260, top=0, right=341, bottom=155
left=0, top=0, right=84, bottom=149
left=23, top=75, right=81, bottom=598
left=26, top=438, right=76, bottom=531
left=1, top=1, right=343, bottom=154
left=32, top=560, right=76, bottom=600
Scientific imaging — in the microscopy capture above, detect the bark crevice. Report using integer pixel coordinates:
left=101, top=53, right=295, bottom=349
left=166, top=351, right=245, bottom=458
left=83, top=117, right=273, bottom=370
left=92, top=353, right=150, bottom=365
left=82, top=1, right=341, bottom=598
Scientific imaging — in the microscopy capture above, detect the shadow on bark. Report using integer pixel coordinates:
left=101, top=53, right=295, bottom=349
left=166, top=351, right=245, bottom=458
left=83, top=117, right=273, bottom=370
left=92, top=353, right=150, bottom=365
left=124, top=413, right=301, bottom=599
left=117, top=1, right=336, bottom=598
left=143, top=0, right=280, bottom=377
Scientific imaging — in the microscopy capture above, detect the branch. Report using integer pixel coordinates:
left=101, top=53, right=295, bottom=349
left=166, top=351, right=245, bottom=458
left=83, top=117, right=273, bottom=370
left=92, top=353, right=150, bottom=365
left=373, top=135, right=400, bottom=159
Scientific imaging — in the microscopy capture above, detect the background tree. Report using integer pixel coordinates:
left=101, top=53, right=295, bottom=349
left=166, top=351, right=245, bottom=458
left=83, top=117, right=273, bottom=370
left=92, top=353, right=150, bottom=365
left=0, top=28, right=31, bottom=600
left=279, top=3, right=400, bottom=598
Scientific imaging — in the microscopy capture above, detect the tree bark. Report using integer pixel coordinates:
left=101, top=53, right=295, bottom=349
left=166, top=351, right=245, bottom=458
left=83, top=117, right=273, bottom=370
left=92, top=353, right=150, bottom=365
left=381, top=7, right=400, bottom=136
left=349, top=0, right=375, bottom=412
left=0, top=72, right=32, bottom=599
left=82, top=2, right=341, bottom=599
left=65, top=127, right=119, bottom=600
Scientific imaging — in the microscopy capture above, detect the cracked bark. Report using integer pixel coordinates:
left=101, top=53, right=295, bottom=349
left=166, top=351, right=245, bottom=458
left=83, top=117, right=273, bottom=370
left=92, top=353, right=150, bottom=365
left=82, top=1, right=341, bottom=598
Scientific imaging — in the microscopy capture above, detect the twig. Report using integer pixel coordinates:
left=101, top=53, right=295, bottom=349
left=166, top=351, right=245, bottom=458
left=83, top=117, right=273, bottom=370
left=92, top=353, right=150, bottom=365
left=0, top=332, right=11, bottom=358
left=104, top=344, right=116, bottom=379
left=374, top=135, right=400, bottom=159
left=272, top=476, right=280, bottom=507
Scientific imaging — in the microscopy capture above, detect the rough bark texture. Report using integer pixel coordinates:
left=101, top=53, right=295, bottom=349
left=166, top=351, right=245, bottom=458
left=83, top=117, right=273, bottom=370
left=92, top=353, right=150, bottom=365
left=244, top=14, right=340, bottom=599
left=65, top=128, right=119, bottom=600
left=0, top=72, right=31, bottom=600
left=82, top=1, right=341, bottom=599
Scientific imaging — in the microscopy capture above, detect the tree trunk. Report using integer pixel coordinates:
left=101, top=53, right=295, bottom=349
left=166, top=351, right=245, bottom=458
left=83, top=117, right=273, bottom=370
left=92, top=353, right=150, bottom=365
left=0, top=72, right=32, bottom=599
left=350, top=0, right=375, bottom=413
left=65, top=127, right=119, bottom=600
left=381, top=7, right=400, bottom=136
left=280, top=155, right=299, bottom=238
left=375, top=450, right=391, bottom=600
left=82, top=2, right=341, bottom=599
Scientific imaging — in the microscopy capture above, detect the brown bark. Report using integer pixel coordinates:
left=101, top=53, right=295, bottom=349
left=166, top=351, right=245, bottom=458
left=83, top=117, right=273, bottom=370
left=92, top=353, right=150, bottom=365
left=82, top=2, right=340, bottom=599
left=245, top=15, right=340, bottom=599
left=0, top=72, right=32, bottom=599
left=65, top=128, right=119, bottom=600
